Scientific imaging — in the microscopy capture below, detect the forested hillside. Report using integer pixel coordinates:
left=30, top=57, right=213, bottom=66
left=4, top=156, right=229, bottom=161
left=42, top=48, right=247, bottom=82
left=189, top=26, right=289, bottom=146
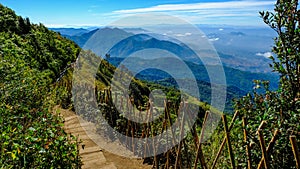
left=64, top=27, right=279, bottom=113
left=1, top=0, right=299, bottom=168
left=0, top=4, right=82, bottom=167
left=0, top=4, right=210, bottom=168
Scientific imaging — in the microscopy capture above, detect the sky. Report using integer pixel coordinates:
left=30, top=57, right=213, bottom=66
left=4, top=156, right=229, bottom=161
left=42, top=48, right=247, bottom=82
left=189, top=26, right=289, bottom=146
left=0, top=0, right=276, bottom=28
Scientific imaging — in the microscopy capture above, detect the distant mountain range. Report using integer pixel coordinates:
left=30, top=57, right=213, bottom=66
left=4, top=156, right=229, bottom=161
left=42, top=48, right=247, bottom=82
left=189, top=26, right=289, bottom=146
left=49, top=28, right=90, bottom=36
left=198, top=25, right=276, bottom=73
left=51, top=27, right=278, bottom=87
left=106, top=56, right=279, bottom=112
left=108, top=33, right=201, bottom=63
left=52, top=26, right=276, bottom=73
left=107, top=57, right=278, bottom=92
left=51, top=26, right=279, bottom=112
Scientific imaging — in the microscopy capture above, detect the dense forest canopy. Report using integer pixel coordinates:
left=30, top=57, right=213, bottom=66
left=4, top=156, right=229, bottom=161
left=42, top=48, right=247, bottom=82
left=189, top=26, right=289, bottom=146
left=0, top=4, right=82, bottom=167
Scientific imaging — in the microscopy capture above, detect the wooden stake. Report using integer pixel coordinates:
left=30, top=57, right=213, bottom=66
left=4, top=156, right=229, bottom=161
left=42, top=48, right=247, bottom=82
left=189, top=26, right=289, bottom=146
left=257, top=129, right=279, bottom=169
left=242, top=117, right=251, bottom=169
left=165, top=150, right=170, bottom=169
left=132, top=102, right=136, bottom=153
left=120, top=95, right=124, bottom=112
left=182, top=103, right=200, bottom=154
left=222, top=115, right=235, bottom=169
left=183, top=139, right=191, bottom=168
left=256, top=121, right=267, bottom=135
left=290, top=135, right=300, bottom=168
left=149, top=101, right=159, bottom=169
left=167, top=100, right=178, bottom=148
left=193, top=111, right=209, bottom=169
left=211, top=111, right=239, bottom=169
left=175, top=108, right=185, bottom=169
left=114, top=91, right=117, bottom=106
left=257, top=129, right=270, bottom=169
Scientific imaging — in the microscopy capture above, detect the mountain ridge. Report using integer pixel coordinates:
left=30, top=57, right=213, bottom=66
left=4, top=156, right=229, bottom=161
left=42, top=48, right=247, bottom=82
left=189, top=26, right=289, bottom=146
left=60, top=26, right=275, bottom=72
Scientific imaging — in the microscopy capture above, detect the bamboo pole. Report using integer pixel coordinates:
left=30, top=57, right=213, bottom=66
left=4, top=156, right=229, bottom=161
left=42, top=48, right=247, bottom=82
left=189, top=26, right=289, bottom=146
left=114, top=92, right=117, bottom=106
left=184, top=101, right=199, bottom=149
left=182, top=102, right=198, bottom=163
left=165, top=150, right=170, bottom=169
left=242, top=117, right=251, bottom=169
left=153, top=141, right=159, bottom=169
left=256, top=121, right=267, bottom=132
left=175, top=141, right=183, bottom=169
left=166, top=100, right=178, bottom=149
left=194, top=111, right=209, bottom=169
left=132, top=123, right=135, bottom=152
left=175, top=107, right=185, bottom=169
left=257, top=129, right=279, bottom=169
left=125, top=97, right=130, bottom=148
left=132, top=100, right=136, bottom=153
left=150, top=100, right=159, bottom=169
left=257, top=129, right=269, bottom=169
left=156, top=100, right=171, bottom=169
left=156, top=99, right=174, bottom=168
left=222, top=115, right=235, bottom=169
left=144, top=100, right=152, bottom=159
left=143, top=123, right=150, bottom=159
left=290, top=135, right=300, bottom=168
left=160, top=100, right=187, bottom=168
left=211, top=111, right=239, bottom=169
left=183, top=139, right=191, bottom=168
left=158, top=100, right=168, bottom=142
left=120, top=95, right=124, bottom=112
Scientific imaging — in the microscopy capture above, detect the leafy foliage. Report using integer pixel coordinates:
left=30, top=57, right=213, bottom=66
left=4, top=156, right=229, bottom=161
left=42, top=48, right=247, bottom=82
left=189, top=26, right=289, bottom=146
left=0, top=4, right=81, bottom=168
left=232, top=0, right=300, bottom=168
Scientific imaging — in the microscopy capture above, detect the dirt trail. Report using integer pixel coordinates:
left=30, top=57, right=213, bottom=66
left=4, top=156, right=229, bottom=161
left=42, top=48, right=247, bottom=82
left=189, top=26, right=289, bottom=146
left=54, top=107, right=152, bottom=169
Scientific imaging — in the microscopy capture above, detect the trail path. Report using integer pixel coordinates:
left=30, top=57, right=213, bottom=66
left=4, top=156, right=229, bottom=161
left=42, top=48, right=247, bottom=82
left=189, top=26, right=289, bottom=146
left=54, top=107, right=152, bottom=169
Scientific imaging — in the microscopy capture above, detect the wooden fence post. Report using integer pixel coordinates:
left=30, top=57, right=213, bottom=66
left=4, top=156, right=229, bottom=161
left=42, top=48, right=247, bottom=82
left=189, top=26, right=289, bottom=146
left=257, top=129, right=279, bottom=169
left=175, top=108, right=185, bottom=169
left=211, top=111, right=239, bottom=169
left=242, top=117, right=251, bottom=169
left=290, top=135, right=300, bottom=168
left=222, top=115, right=235, bottom=169
left=257, top=129, right=270, bottom=169
left=193, top=111, right=209, bottom=169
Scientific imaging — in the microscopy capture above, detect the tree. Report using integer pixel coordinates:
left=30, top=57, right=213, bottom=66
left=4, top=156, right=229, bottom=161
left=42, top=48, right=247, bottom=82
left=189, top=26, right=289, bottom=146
left=261, top=0, right=300, bottom=106
left=105, top=53, right=111, bottom=60
left=234, top=0, right=299, bottom=168
left=0, top=5, right=82, bottom=168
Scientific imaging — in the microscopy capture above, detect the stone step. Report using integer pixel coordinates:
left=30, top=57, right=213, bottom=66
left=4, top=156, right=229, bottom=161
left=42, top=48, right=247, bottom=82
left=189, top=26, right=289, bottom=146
left=56, top=107, right=118, bottom=169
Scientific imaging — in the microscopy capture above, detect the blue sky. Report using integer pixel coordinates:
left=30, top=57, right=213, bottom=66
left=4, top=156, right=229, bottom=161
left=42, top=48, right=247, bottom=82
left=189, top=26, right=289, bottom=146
left=0, top=0, right=275, bottom=27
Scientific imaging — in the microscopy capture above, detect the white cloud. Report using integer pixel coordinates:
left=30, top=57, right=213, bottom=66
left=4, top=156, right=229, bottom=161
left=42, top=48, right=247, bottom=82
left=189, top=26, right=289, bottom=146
left=174, top=32, right=192, bottom=37
left=175, top=33, right=185, bottom=37
left=209, top=37, right=220, bottom=41
left=114, top=1, right=274, bottom=14
left=256, top=52, right=272, bottom=58
left=105, top=0, right=275, bottom=26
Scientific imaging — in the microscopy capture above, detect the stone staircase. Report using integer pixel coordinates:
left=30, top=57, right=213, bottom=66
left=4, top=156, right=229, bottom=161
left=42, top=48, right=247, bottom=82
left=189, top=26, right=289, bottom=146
left=58, top=108, right=117, bottom=169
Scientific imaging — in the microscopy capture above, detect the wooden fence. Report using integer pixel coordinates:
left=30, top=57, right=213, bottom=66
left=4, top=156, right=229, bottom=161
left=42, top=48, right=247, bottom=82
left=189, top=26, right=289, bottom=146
left=92, top=88, right=299, bottom=169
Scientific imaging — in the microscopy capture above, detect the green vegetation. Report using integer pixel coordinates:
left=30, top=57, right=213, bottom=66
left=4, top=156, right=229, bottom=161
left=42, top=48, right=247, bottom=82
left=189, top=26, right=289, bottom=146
left=1, top=0, right=299, bottom=168
left=88, top=0, right=298, bottom=168
left=202, top=0, right=300, bottom=168
left=234, top=0, right=300, bottom=167
left=71, top=44, right=214, bottom=169
left=0, top=4, right=81, bottom=168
